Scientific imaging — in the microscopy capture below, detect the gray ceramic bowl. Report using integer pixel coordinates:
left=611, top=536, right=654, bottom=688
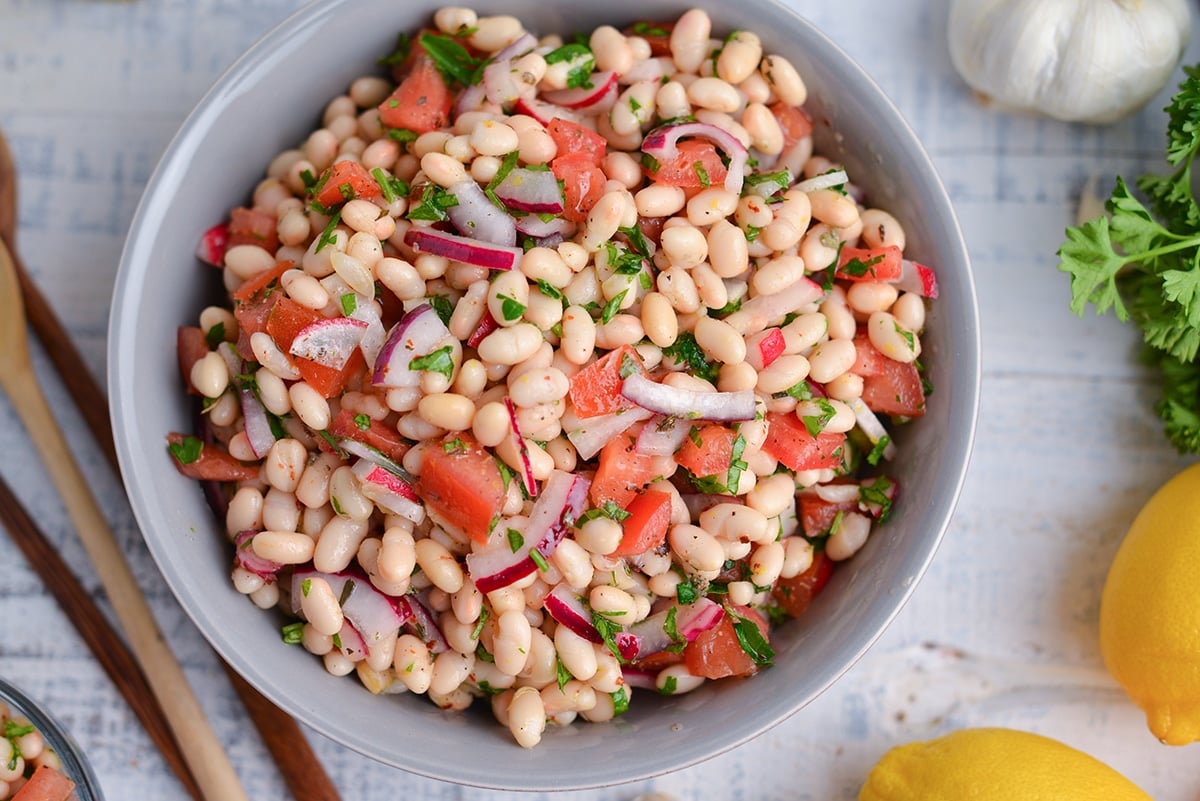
left=0, top=678, right=104, bottom=801
left=110, top=0, right=979, bottom=790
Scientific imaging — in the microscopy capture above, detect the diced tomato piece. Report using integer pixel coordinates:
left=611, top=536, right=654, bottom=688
left=177, top=326, right=209, bottom=395
left=762, top=412, right=846, bottom=471
left=568, top=345, right=645, bottom=418
left=684, top=605, right=768, bottom=679
left=613, top=489, right=673, bottom=556
left=226, top=206, right=279, bottom=253
left=234, top=291, right=279, bottom=361
left=837, top=245, right=903, bottom=282
left=166, top=432, right=259, bottom=482
left=325, top=408, right=410, bottom=463
left=416, top=433, right=506, bottom=545
left=862, top=359, right=927, bottom=418
left=850, top=332, right=888, bottom=377
left=770, top=102, right=813, bottom=151
left=757, top=328, right=786, bottom=368
left=548, top=118, right=607, bottom=165
left=623, top=21, right=674, bottom=56
left=798, top=494, right=858, bottom=537
left=771, top=552, right=833, bottom=617
left=378, top=53, right=453, bottom=135
left=314, top=160, right=383, bottom=209
left=12, top=764, right=76, bottom=801
left=266, top=297, right=365, bottom=398
left=647, top=140, right=728, bottom=198
left=551, top=152, right=607, bottom=223
left=591, top=432, right=661, bottom=508
left=231, top=259, right=292, bottom=304
left=675, top=424, right=734, bottom=480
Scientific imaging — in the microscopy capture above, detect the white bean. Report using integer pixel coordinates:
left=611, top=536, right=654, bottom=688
left=867, top=310, right=920, bottom=363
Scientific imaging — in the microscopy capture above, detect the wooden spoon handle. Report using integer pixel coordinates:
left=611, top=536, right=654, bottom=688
left=2, top=364, right=249, bottom=801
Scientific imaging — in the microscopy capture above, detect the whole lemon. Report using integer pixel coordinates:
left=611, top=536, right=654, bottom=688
left=858, top=727, right=1151, bottom=801
left=1100, top=462, right=1200, bottom=745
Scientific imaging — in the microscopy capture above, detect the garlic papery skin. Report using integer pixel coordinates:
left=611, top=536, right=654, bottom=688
left=948, top=0, right=1191, bottom=124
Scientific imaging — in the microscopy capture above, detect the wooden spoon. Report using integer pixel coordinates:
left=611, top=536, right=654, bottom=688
left=0, top=130, right=343, bottom=801
left=0, top=238, right=250, bottom=801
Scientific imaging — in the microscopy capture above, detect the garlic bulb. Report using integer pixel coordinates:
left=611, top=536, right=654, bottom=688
left=948, top=0, right=1191, bottom=124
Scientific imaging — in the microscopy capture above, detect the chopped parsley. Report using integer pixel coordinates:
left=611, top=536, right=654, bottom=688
left=535, top=279, right=564, bottom=301
left=471, top=607, right=491, bottom=641
left=618, top=352, right=641, bottom=379
left=860, top=475, right=895, bottom=522
left=693, top=161, right=711, bottom=188
left=168, top=436, right=203, bottom=465
left=631, top=21, right=669, bottom=37
left=866, top=434, right=891, bottom=466
left=800, top=398, right=837, bottom=437
left=659, top=675, right=679, bottom=695
left=300, top=579, right=313, bottom=597
left=556, top=657, right=572, bottom=690
left=485, top=150, right=521, bottom=208
left=661, top=331, right=719, bottom=384
left=330, top=495, right=346, bottom=516
left=377, top=31, right=412, bottom=67
left=611, top=686, right=630, bottom=716
left=354, top=413, right=372, bottom=431
left=443, top=437, right=467, bottom=453
left=600, top=289, right=628, bottom=324
left=314, top=210, right=342, bottom=253
left=497, top=293, right=526, bottom=321
left=409, top=345, right=455, bottom=380
left=204, top=322, right=225, bottom=349
left=544, top=43, right=595, bottom=89
left=839, top=252, right=884, bottom=278
left=339, top=293, right=357, bottom=316
left=676, top=578, right=699, bottom=605
left=895, top=322, right=916, bottom=351
left=372, top=167, right=408, bottom=204
left=576, top=500, right=632, bottom=525
left=418, top=31, right=485, bottom=87
left=428, top=295, right=454, bottom=326
left=507, top=528, right=524, bottom=553
left=731, top=611, right=774, bottom=666
left=744, top=224, right=761, bottom=243
left=591, top=611, right=627, bottom=663
left=407, top=184, right=460, bottom=222
left=782, top=380, right=814, bottom=401
left=385, top=127, right=418, bottom=144
left=662, top=606, right=686, bottom=653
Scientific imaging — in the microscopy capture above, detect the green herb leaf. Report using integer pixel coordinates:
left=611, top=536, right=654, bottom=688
left=378, top=31, right=412, bottom=67
left=204, top=322, right=226, bottom=349
left=860, top=475, right=894, bottom=522
left=557, top=657, right=572, bottom=690
left=693, top=161, right=710, bottom=188
left=168, top=436, right=203, bottom=465
left=429, top=295, right=454, bottom=326
left=409, top=345, right=455, bottom=380
left=676, top=579, right=698, bottom=605
left=418, top=31, right=485, bottom=87
left=544, top=43, right=595, bottom=89
left=497, top=293, right=526, bottom=321
left=731, top=612, right=774, bottom=666
left=611, top=686, right=630, bottom=716
left=507, top=528, right=524, bottom=553
left=661, top=331, right=719, bottom=384
left=800, top=398, right=837, bottom=437
left=658, top=675, right=679, bottom=695
left=866, top=434, right=891, bottom=466
left=535, top=279, right=564, bottom=301
left=591, top=612, right=627, bottom=663
left=407, top=184, right=460, bottom=222
left=340, top=293, right=358, bottom=316
left=600, top=289, right=628, bottom=324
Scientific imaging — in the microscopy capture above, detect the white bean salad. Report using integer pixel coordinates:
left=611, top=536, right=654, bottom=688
left=170, top=7, right=938, bottom=748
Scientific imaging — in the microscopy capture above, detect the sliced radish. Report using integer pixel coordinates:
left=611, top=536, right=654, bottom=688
left=504, top=397, right=539, bottom=498
left=447, top=179, right=517, bottom=246
left=351, top=458, right=424, bottom=524
left=744, top=328, right=786, bottom=371
left=404, top=226, right=523, bottom=271
left=465, top=470, right=590, bottom=593
left=847, top=397, right=897, bottom=461
left=513, top=212, right=574, bottom=239
left=625, top=599, right=725, bottom=661
left=642, top=121, right=748, bottom=195
left=493, top=168, right=564, bottom=214
left=635, top=414, right=691, bottom=456
left=467, top=310, right=500, bottom=348
left=372, top=303, right=453, bottom=388
left=895, top=259, right=939, bottom=299
left=234, top=530, right=282, bottom=580
left=794, top=169, right=849, bottom=193
left=514, top=95, right=582, bottom=126
left=289, top=317, right=369, bottom=370
left=239, top=388, right=276, bottom=459
left=321, top=273, right=388, bottom=367
left=542, top=70, right=618, bottom=109
left=621, top=372, right=756, bottom=422
left=543, top=584, right=601, bottom=643
left=723, top=277, right=826, bottom=335
left=338, top=438, right=414, bottom=484
left=335, top=621, right=368, bottom=661
left=196, top=222, right=228, bottom=267
left=565, top=406, right=653, bottom=460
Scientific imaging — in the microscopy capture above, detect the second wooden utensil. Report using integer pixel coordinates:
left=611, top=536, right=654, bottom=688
left=0, top=238, right=249, bottom=801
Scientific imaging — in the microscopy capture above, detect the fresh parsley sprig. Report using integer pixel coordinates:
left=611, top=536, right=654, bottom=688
left=1058, top=65, right=1200, bottom=453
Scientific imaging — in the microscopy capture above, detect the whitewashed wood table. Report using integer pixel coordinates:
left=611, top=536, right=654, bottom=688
left=2, top=1, right=1199, bottom=798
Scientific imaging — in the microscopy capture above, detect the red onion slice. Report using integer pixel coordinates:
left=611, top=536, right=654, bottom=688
left=504, top=397, right=539, bottom=498
left=543, top=585, right=601, bottom=643
left=402, top=592, right=449, bottom=653
left=541, top=71, right=618, bottom=109
left=493, top=168, right=564, bottom=214
left=635, top=414, right=692, bottom=456
left=289, top=316, right=369, bottom=370
left=625, top=599, right=725, bottom=661
left=291, top=568, right=412, bottom=662
left=641, top=121, right=748, bottom=195
left=336, top=621, right=368, bottom=661
left=404, top=226, right=523, bottom=271
left=895, top=259, right=939, bottom=299
left=467, top=310, right=500, bottom=348
left=351, top=459, right=424, bottom=523
left=513, top=213, right=573, bottom=239
left=565, top=407, right=653, bottom=461
left=455, top=82, right=488, bottom=116
left=337, top=438, right=415, bottom=485
left=621, top=372, right=756, bottom=422
left=234, top=530, right=282, bottom=580
left=465, top=470, right=590, bottom=593
left=724, top=277, right=826, bottom=335
left=239, top=388, right=276, bottom=459
left=447, top=179, right=517, bottom=246
left=794, top=169, right=849, bottom=193
left=372, top=302, right=453, bottom=388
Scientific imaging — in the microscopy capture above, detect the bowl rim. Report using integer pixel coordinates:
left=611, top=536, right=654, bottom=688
left=108, top=0, right=980, bottom=789
left=0, top=677, right=106, bottom=801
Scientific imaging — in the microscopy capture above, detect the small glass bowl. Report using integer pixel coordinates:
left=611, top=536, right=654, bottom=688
left=0, top=678, right=103, bottom=801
